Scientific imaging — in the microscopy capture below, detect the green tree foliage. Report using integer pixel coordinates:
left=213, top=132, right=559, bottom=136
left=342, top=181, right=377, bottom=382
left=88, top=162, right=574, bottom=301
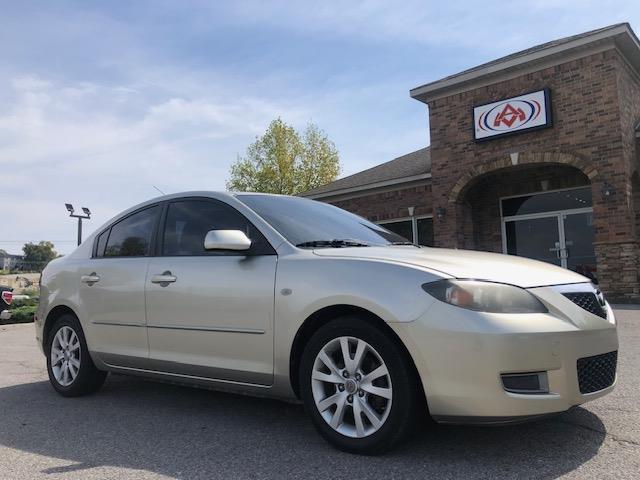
left=22, top=241, right=57, bottom=265
left=226, top=118, right=340, bottom=195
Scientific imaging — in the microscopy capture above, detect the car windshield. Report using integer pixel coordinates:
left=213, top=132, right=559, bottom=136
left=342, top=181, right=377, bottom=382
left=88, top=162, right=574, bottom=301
left=237, top=194, right=411, bottom=248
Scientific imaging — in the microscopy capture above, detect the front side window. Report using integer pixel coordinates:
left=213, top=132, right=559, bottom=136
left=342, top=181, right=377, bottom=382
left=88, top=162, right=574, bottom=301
left=162, top=199, right=273, bottom=256
left=104, top=206, right=159, bottom=257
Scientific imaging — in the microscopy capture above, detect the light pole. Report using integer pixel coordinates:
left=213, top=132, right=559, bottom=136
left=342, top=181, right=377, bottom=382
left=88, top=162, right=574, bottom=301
left=65, top=204, right=91, bottom=246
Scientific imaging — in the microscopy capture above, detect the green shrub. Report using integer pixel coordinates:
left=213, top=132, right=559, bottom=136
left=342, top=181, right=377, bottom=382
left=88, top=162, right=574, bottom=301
left=13, top=296, right=39, bottom=308
left=2, top=304, right=37, bottom=324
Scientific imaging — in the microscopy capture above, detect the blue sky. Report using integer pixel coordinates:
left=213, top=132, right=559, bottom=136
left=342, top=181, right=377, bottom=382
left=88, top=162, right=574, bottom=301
left=1, top=1, right=639, bottom=255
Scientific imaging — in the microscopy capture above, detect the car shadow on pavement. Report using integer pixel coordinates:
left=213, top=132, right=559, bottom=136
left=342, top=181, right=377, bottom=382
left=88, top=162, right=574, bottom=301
left=0, top=375, right=606, bottom=480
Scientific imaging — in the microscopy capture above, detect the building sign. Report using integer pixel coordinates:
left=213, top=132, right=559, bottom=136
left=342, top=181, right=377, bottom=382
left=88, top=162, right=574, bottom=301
left=473, top=89, right=552, bottom=141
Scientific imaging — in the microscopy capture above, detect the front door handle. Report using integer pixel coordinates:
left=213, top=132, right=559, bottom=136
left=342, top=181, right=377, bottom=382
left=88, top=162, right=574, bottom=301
left=151, top=271, right=177, bottom=286
left=80, top=273, right=100, bottom=285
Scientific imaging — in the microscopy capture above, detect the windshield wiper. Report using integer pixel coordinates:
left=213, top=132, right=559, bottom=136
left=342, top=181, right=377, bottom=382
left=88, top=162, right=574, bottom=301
left=296, top=239, right=371, bottom=248
left=389, top=241, right=417, bottom=246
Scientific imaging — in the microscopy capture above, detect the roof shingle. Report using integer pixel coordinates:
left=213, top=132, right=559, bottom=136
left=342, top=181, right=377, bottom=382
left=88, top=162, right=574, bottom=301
left=301, top=147, right=430, bottom=197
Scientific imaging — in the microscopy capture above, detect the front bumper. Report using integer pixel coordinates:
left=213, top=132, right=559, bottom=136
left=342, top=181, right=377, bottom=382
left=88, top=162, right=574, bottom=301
left=391, top=285, right=618, bottom=422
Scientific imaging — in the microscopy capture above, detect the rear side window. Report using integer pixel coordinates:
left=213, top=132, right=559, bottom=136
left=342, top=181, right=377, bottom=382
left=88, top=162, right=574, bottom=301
left=95, top=229, right=110, bottom=257
left=104, top=206, right=160, bottom=257
left=162, top=199, right=273, bottom=256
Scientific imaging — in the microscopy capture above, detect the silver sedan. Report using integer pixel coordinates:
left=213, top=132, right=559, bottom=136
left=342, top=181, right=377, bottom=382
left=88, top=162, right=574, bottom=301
left=35, top=192, right=618, bottom=454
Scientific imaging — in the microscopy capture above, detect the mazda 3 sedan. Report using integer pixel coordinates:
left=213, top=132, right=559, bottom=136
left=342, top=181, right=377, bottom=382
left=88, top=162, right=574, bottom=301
left=35, top=192, right=618, bottom=454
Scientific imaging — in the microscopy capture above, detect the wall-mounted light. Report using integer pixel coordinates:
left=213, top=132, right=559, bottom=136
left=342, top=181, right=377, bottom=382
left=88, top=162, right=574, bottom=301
left=436, top=207, right=447, bottom=219
left=601, top=182, right=615, bottom=199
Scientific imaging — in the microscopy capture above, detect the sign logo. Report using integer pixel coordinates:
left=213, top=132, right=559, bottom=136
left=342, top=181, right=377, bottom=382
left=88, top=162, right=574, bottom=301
left=473, top=89, right=551, bottom=141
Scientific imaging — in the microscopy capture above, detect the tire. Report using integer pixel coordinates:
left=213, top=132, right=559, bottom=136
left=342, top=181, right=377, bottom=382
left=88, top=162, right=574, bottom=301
left=299, top=316, right=420, bottom=455
left=45, top=314, right=107, bottom=397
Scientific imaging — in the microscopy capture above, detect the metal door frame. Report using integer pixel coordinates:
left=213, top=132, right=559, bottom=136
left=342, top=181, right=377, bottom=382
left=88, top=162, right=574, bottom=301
left=501, top=207, right=593, bottom=268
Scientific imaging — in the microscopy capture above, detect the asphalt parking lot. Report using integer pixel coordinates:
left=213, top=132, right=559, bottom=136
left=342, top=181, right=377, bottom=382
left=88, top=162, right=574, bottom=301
left=0, top=309, right=639, bottom=480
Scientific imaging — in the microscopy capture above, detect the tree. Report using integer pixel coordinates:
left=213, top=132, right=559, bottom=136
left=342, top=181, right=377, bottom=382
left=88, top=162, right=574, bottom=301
left=22, top=241, right=57, bottom=265
left=226, top=118, right=340, bottom=195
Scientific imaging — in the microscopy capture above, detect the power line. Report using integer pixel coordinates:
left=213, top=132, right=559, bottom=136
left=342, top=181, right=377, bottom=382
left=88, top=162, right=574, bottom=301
left=0, top=240, right=78, bottom=243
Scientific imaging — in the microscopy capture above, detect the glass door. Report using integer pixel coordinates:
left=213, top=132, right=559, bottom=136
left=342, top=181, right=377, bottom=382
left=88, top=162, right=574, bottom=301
left=504, top=215, right=562, bottom=266
left=503, top=209, right=597, bottom=282
left=563, top=211, right=598, bottom=282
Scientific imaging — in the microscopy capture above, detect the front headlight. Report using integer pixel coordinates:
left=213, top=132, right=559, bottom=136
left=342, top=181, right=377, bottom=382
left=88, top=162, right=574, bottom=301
left=422, top=279, right=548, bottom=314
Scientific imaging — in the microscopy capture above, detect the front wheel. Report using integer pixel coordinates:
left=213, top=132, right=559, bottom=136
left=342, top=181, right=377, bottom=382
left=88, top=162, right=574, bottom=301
left=299, top=316, right=420, bottom=454
left=46, top=314, right=107, bottom=396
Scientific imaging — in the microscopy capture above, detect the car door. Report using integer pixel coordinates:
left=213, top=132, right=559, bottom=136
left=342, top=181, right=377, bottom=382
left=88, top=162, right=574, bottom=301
left=145, top=198, right=277, bottom=385
left=79, top=205, right=160, bottom=366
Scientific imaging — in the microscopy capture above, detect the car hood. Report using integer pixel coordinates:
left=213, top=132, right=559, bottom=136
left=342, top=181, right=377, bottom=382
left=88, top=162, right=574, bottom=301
left=312, top=246, right=588, bottom=288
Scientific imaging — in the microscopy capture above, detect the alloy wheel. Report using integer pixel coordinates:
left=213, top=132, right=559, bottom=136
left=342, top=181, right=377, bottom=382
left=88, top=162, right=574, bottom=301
left=50, top=326, right=81, bottom=387
left=311, top=336, right=393, bottom=438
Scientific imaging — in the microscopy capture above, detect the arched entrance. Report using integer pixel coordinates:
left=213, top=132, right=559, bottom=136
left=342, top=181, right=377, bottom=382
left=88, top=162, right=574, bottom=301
left=450, top=155, right=599, bottom=281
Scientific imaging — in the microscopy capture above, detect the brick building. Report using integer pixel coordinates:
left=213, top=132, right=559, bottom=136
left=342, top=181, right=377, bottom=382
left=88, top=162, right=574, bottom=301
left=302, top=24, right=640, bottom=301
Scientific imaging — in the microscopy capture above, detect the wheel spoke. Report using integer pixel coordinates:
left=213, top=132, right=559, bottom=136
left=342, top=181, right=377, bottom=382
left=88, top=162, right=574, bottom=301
left=318, top=350, right=342, bottom=378
left=51, top=347, right=64, bottom=365
left=360, top=398, right=383, bottom=429
left=362, top=364, right=388, bottom=384
left=55, top=330, right=66, bottom=349
left=361, top=384, right=392, bottom=400
left=352, top=340, right=366, bottom=372
left=317, top=392, right=343, bottom=412
left=312, top=369, right=342, bottom=384
left=69, top=357, right=80, bottom=369
left=339, top=338, right=352, bottom=373
left=329, top=394, right=348, bottom=429
left=352, top=397, right=366, bottom=438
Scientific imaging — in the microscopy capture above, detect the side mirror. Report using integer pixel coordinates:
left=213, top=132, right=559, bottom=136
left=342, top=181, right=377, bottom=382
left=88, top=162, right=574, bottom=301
left=204, top=230, right=252, bottom=251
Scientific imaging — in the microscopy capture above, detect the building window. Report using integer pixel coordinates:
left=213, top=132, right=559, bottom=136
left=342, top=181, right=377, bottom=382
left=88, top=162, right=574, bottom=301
left=378, top=217, right=434, bottom=246
left=416, top=218, right=434, bottom=246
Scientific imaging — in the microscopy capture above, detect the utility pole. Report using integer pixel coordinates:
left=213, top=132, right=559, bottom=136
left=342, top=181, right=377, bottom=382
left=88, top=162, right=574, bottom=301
left=65, top=204, right=91, bottom=246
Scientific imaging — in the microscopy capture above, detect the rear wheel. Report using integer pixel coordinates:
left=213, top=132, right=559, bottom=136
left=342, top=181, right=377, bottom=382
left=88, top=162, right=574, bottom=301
left=46, top=314, right=107, bottom=396
left=299, top=316, right=420, bottom=454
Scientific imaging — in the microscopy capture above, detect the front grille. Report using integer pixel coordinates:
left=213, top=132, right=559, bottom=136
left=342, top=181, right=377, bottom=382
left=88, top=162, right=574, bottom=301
left=563, top=292, right=607, bottom=319
left=577, top=351, right=617, bottom=394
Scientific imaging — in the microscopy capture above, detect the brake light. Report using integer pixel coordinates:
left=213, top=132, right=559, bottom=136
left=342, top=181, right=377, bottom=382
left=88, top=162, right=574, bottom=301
left=1, top=291, right=12, bottom=306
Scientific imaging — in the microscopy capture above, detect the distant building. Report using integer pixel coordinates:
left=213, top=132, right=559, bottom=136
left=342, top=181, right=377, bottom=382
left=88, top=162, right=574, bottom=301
left=1, top=253, right=26, bottom=271
left=302, top=24, right=640, bottom=301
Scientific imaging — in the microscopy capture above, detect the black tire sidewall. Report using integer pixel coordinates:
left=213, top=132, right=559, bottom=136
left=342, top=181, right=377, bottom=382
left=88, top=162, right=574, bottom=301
left=45, top=314, right=106, bottom=396
left=299, top=316, right=418, bottom=455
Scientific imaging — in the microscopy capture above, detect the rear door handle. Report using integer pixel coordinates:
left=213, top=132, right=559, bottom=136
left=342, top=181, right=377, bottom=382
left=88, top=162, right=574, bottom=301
left=151, top=271, right=177, bottom=286
left=81, top=273, right=100, bottom=285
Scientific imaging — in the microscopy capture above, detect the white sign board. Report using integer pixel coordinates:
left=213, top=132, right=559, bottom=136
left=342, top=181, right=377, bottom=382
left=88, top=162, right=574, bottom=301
left=473, top=89, right=552, bottom=141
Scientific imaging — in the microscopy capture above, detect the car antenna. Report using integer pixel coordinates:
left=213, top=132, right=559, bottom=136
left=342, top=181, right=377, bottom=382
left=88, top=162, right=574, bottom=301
left=152, top=185, right=166, bottom=195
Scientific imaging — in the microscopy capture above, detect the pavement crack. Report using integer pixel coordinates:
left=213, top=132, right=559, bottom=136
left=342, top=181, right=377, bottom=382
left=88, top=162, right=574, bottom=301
left=558, top=419, right=640, bottom=447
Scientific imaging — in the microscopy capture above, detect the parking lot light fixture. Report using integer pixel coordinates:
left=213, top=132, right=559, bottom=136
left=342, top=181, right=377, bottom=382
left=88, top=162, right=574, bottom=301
left=65, top=204, right=91, bottom=246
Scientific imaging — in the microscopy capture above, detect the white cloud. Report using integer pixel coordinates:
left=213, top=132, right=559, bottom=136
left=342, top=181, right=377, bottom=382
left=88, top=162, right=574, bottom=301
left=0, top=74, right=309, bottom=254
left=222, top=0, right=638, bottom=55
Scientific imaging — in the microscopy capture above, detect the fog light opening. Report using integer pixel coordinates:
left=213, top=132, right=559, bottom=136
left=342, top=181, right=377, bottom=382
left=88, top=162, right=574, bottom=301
left=501, top=372, right=549, bottom=394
